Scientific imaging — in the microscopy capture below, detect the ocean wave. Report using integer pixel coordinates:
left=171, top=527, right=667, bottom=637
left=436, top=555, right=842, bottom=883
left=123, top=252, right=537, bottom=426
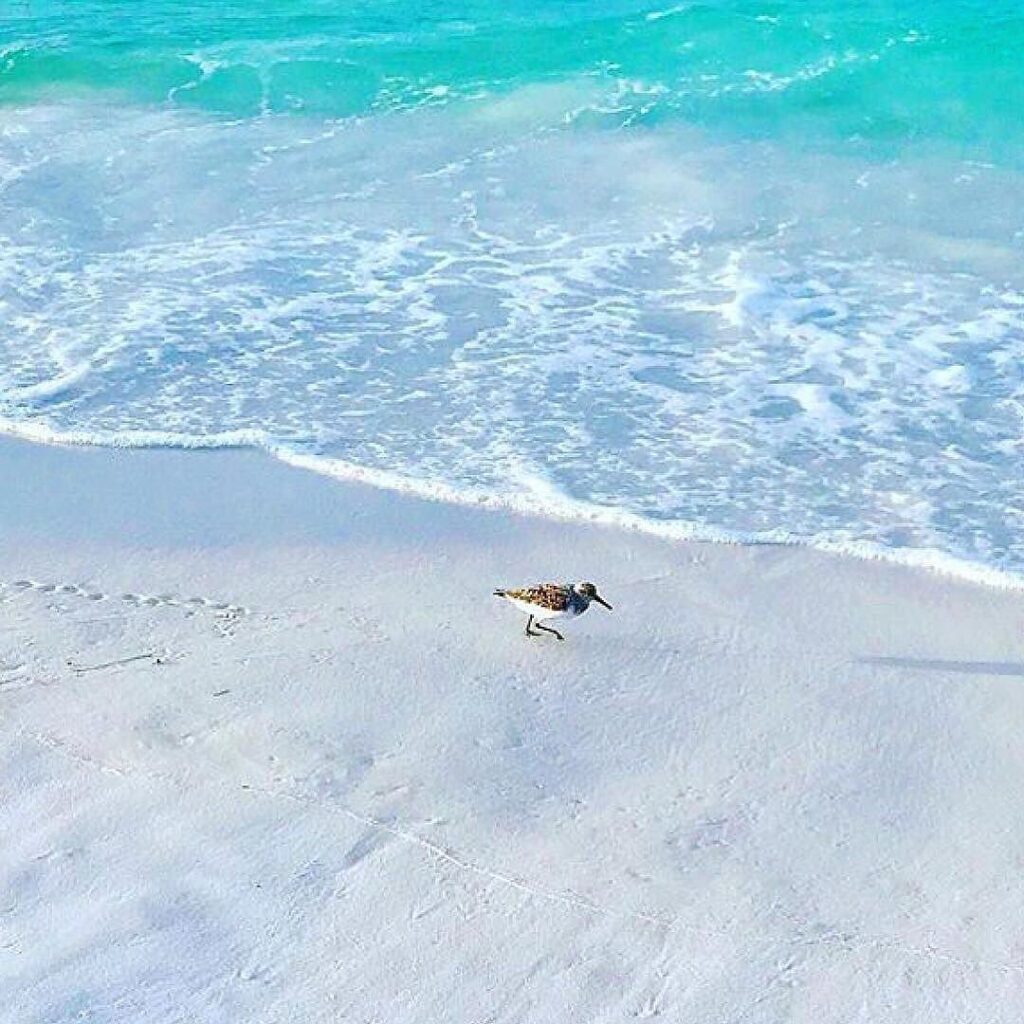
left=1, top=98, right=1023, bottom=587
left=2, top=1, right=1023, bottom=161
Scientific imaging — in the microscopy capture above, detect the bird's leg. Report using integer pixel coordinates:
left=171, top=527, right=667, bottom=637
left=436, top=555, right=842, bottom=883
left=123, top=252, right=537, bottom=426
left=535, top=622, right=565, bottom=641
left=525, top=615, right=542, bottom=638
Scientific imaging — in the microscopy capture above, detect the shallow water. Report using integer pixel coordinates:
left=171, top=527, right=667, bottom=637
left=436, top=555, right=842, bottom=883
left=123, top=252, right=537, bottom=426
left=1, top=2, right=1023, bottom=577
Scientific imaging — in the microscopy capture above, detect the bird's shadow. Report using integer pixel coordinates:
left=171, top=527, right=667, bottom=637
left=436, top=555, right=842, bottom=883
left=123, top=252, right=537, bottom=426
left=858, top=656, right=1024, bottom=678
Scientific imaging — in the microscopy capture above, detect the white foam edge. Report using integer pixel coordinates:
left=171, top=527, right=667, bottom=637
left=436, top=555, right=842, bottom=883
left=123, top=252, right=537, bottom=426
left=2, top=416, right=1021, bottom=593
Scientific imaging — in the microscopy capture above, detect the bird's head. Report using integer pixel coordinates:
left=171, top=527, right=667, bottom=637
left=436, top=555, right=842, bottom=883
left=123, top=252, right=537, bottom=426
left=574, top=582, right=612, bottom=610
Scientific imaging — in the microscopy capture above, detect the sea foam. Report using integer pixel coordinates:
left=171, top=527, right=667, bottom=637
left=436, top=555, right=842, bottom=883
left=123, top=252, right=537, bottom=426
left=1, top=98, right=1022, bottom=583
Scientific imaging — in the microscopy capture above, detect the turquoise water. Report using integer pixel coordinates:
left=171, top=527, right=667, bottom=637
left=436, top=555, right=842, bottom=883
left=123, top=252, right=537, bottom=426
left=1, top=2, right=1023, bottom=577
left=4, top=1, right=1023, bottom=160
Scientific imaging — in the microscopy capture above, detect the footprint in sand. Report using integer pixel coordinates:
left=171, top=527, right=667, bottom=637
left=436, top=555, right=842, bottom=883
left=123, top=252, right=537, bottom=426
left=2, top=579, right=249, bottom=619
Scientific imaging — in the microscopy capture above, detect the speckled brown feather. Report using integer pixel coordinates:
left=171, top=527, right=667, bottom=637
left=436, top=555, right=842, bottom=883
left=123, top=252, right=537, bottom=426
left=497, top=583, right=571, bottom=612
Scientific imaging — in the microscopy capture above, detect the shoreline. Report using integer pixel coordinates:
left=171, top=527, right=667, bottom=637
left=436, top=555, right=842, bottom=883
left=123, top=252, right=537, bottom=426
left=3, top=422, right=1022, bottom=594
left=5, top=434, right=1024, bottom=1020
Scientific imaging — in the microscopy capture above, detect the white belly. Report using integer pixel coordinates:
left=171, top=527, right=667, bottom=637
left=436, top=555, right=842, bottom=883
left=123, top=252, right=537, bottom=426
left=506, top=597, right=576, bottom=622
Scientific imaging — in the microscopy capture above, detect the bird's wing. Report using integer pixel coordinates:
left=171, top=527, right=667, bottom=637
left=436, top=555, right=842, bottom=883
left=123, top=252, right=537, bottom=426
left=502, top=583, right=570, bottom=612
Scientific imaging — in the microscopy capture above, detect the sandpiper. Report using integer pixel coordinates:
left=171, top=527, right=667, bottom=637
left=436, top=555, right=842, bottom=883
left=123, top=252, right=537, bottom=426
left=493, top=581, right=612, bottom=641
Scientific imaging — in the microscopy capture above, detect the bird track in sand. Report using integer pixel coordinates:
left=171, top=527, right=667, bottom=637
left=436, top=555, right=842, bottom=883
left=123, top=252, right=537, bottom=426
left=0, top=578, right=249, bottom=618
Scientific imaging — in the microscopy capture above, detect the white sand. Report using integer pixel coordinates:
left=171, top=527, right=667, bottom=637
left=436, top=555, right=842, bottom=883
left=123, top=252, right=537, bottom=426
left=3, top=436, right=1024, bottom=1022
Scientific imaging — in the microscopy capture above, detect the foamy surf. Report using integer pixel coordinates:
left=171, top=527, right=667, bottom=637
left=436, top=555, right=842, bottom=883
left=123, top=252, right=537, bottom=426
left=2, top=3, right=1023, bottom=591
left=4, top=416, right=1021, bottom=593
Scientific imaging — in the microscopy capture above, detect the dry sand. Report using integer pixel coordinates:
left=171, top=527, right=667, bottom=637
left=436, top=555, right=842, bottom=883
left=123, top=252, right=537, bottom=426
left=3, top=437, right=1024, bottom=1022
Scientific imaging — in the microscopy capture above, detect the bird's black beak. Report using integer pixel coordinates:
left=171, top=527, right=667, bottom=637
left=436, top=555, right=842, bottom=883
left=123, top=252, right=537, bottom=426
left=594, top=594, right=612, bottom=610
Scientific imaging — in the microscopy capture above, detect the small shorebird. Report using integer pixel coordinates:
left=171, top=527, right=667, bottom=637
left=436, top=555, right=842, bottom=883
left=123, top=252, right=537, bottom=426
left=493, top=581, right=612, bottom=641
